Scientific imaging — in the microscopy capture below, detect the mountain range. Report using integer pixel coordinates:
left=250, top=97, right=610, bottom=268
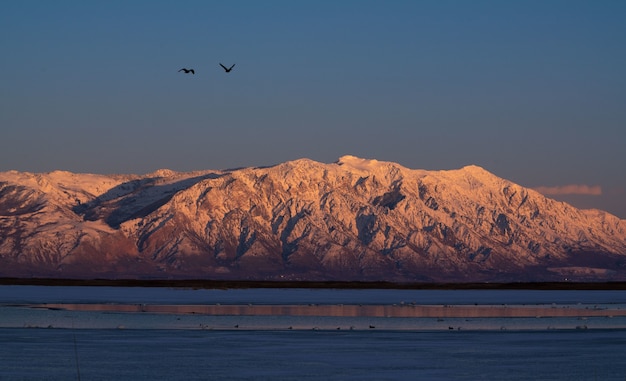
left=1, top=155, right=625, bottom=282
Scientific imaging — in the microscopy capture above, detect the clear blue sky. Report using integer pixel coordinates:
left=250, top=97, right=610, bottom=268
left=2, top=1, right=625, bottom=218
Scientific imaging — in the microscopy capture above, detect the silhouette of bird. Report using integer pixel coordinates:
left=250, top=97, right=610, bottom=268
left=178, top=68, right=195, bottom=74
left=219, top=63, right=235, bottom=73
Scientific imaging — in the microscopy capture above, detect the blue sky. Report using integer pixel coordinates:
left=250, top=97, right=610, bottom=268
left=1, top=1, right=625, bottom=218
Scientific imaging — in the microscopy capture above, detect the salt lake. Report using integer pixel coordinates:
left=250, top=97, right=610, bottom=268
left=1, top=285, right=625, bottom=380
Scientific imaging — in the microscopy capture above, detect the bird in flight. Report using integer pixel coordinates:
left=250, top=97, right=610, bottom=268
left=219, top=63, right=235, bottom=73
left=178, top=68, right=195, bottom=74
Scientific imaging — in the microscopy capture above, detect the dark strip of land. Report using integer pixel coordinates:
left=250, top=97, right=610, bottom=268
left=2, top=278, right=626, bottom=290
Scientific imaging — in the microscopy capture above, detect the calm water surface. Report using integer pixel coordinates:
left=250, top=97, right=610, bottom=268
left=1, top=286, right=626, bottom=380
left=2, top=285, right=626, bottom=305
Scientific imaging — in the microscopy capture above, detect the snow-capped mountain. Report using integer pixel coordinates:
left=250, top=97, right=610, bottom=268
left=1, top=156, right=625, bottom=282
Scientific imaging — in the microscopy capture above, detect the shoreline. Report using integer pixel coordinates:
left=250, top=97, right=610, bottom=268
left=2, top=277, right=626, bottom=290
left=28, top=302, right=626, bottom=318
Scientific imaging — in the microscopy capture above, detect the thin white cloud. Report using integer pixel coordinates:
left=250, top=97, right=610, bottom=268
left=533, top=185, right=602, bottom=196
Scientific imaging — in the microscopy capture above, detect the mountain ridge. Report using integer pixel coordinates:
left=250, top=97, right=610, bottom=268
left=1, top=156, right=624, bottom=282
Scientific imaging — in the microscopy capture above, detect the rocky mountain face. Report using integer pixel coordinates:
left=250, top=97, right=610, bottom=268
left=1, top=156, right=625, bottom=282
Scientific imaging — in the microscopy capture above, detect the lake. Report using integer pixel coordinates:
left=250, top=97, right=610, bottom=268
left=1, top=286, right=626, bottom=380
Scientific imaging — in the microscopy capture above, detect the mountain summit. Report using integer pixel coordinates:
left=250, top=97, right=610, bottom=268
left=1, top=157, right=624, bottom=282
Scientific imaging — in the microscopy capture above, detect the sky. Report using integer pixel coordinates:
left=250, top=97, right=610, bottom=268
left=1, top=1, right=625, bottom=218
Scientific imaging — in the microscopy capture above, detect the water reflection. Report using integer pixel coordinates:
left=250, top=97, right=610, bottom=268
left=27, top=302, right=626, bottom=318
left=2, top=286, right=626, bottom=331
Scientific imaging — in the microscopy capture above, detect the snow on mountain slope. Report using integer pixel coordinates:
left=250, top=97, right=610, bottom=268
left=1, top=158, right=624, bottom=281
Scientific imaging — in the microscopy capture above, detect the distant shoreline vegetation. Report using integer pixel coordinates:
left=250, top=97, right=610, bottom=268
left=1, top=278, right=626, bottom=290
